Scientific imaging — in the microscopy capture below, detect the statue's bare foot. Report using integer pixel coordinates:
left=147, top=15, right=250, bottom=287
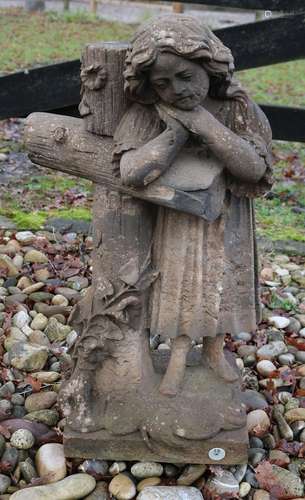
left=159, top=335, right=192, bottom=397
left=206, top=354, right=239, bottom=382
left=202, top=335, right=239, bottom=382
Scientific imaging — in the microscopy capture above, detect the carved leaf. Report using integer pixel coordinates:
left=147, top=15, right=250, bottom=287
left=118, top=257, right=140, bottom=285
left=136, top=270, right=159, bottom=290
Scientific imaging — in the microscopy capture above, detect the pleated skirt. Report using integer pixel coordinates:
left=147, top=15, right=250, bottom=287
left=150, top=194, right=260, bottom=340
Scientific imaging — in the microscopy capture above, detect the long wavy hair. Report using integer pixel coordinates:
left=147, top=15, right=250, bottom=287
left=124, top=14, right=248, bottom=107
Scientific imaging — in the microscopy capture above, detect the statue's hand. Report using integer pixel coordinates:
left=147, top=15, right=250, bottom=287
left=158, top=103, right=215, bottom=140
left=156, top=104, right=189, bottom=144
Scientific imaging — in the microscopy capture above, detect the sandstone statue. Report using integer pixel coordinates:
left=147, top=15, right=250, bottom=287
left=25, top=15, right=272, bottom=464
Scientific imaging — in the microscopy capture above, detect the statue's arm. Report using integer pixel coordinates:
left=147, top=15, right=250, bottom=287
left=120, top=121, right=188, bottom=187
left=197, top=111, right=270, bottom=183
left=159, top=103, right=271, bottom=184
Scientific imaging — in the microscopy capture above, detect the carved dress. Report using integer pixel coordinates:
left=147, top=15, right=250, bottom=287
left=114, top=97, right=272, bottom=341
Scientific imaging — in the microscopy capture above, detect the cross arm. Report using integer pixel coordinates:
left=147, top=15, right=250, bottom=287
left=24, top=112, right=217, bottom=219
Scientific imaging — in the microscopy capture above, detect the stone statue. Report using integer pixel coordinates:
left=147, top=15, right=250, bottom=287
left=24, top=15, right=272, bottom=464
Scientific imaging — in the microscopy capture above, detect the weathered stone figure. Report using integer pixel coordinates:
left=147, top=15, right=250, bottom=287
left=114, top=16, right=272, bottom=398
left=25, top=15, right=272, bottom=464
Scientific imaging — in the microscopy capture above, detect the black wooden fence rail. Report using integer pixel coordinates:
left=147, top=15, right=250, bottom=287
left=0, top=2, right=304, bottom=141
left=159, top=0, right=305, bottom=11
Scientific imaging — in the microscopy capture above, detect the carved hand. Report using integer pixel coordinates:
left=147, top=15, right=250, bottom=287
left=157, top=103, right=214, bottom=140
left=156, top=104, right=189, bottom=143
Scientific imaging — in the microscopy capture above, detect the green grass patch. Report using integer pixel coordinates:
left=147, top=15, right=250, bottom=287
left=0, top=8, right=133, bottom=74
left=237, top=60, right=305, bottom=108
left=0, top=206, right=92, bottom=230
left=255, top=198, right=305, bottom=242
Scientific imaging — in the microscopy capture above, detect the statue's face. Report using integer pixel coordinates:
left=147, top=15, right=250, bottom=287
left=149, top=52, right=210, bottom=110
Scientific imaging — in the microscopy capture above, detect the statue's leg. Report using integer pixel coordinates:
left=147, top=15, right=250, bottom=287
left=202, top=334, right=238, bottom=382
left=159, top=335, right=192, bottom=397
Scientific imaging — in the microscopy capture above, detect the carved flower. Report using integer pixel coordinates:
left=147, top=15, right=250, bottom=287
left=80, top=64, right=107, bottom=90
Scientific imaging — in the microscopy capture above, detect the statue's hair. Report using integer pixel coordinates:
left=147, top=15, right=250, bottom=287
left=124, top=14, right=248, bottom=105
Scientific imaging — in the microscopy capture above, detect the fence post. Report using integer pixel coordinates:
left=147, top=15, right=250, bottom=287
left=90, top=0, right=98, bottom=14
left=173, top=2, right=184, bottom=13
left=63, top=0, right=70, bottom=10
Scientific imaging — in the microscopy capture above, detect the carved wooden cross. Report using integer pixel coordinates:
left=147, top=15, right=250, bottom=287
left=25, top=42, right=223, bottom=221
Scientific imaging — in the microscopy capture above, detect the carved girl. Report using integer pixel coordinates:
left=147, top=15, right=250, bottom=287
left=114, top=15, right=272, bottom=397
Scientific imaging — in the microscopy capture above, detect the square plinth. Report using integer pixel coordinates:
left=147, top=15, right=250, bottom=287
left=64, top=426, right=248, bottom=465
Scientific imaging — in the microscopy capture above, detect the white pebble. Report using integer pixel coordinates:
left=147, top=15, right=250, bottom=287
left=11, top=429, right=35, bottom=449
left=256, top=360, right=276, bottom=377
left=268, top=316, right=290, bottom=329
left=12, top=311, right=30, bottom=329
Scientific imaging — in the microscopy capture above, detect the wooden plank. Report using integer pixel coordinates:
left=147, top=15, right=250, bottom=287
left=215, top=13, right=305, bottom=70
left=260, top=104, right=305, bottom=142
left=0, top=60, right=81, bottom=120
left=0, top=15, right=304, bottom=120
left=157, top=0, right=305, bottom=11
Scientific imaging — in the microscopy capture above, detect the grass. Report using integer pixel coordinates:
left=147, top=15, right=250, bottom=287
left=237, top=60, right=305, bottom=108
left=0, top=8, right=133, bottom=74
left=0, top=7, right=304, bottom=240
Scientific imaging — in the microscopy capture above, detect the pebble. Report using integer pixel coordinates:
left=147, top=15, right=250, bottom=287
left=29, top=292, right=54, bottom=303
left=79, top=459, right=109, bottom=479
left=253, top=491, right=270, bottom=500
left=44, top=317, right=72, bottom=342
left=23, top=282, right=45, bottom=294
left=247, top=409, right=270, bottom=437
left=10, top=429, right=35, bottom=449
left=24, top=250, right=48, bottom=264
left=256, top=360, right=276, bottom=377
left=4, top=327, right=28, bottom=351
left=137, top=477, right=162, bottom=491
left=35, top=443, right=67, bottom=483
left=204, top=469, right=239, bottom=498
left=25, top=409, right=59, bottom=426
left=109, top=462, right=127, bottom=475
left=278, top=353, right=295, bottom=365
left=177, top=464, right=206, bottom=486
left=15, top=232, right=35, bottom=245
left=25, top=391, right=57, bottom=412
left=83, top=481, right=109, bottom=499
left=239, top=481, right=251, bottom=497
left=0, top=447, right=18, bottom=472
left=28, top=330, right=51, bottom=347
left=285, top=408, right=305, bottom=423
left=12, top=311, right=30, bottom=330
left=0, top=381, right=15, bottom=398
left=257, top=464, right=304, bottom=498
left=108, top=473, right=136, bottom=500
left=137, top=486, right=204, bottom=499
left=9, top=342, right=48, bottom=372
left=0, top=255, right=20, bottom=277
left=257, top=341, right=288, bottom=360
left=0, top=474, right=11, bottom=494
left=20, top=459, right=38, bottom=483
left=30, top=371, right=61, bottom=383
left=30, top=313, right=48, bottom=331
left=10, top=473, right=96, bottom=499
left=131, top=462, right=163, bottom=479
left=51, top=294, right=69, bottom=307
left=269, top=449, right=290, bottom=467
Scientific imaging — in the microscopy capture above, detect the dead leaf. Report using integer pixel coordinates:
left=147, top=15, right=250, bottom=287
left=24, top=375, right=42, bottom=393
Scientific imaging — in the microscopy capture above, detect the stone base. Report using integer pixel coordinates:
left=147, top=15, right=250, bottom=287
left=64, top=426, right=248, bottom=465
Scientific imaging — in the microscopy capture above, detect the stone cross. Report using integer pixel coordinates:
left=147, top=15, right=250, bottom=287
left=25, top=41, right=248, bottom=464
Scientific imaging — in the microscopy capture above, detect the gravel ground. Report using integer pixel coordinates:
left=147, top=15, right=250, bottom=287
left=0, top=229, right=304, bottom=498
